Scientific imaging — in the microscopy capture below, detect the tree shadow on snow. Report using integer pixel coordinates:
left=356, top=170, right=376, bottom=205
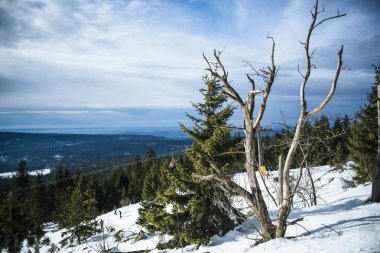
left=300, top=215, right=380, bottom=236
left=291, top=198, right=363, bottom=217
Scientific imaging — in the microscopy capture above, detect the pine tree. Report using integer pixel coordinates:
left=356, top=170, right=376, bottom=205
left=143, top=76, right=240, bottom=248
left=0, top=160, right=32, bottom=253
left=15, top=159, right=29, bottom=189
left=138, top=158, right=169, bottom=234
left=349, top=84, right=377, bottom=183
left=329, top=115, right=350, bottom=169
left=0, top=199, right=28, bottom=253
left=51, top=166, right=73, bottom=226
left=127, top=155, right=144, bottom=203
left=59, top=176, right=96, bottom=247
left=27, top=174, right=48, bottom=252
left=311, top=115, right=332, bottom=165
left=177, top=76, right=241, bottom=245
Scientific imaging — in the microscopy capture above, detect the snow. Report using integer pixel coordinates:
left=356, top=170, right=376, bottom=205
left=0, top=168, right=51, bottom=178
left=27, top=165, right=380, bottom=253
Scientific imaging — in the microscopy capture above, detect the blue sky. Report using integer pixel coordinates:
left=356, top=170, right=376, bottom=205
left=0, top=0, right=379, bottom=131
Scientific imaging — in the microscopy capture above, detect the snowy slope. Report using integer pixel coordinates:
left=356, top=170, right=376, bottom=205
left=0, top=168, right=51, bottom=178
left=33, top=165, right=380, bottom=253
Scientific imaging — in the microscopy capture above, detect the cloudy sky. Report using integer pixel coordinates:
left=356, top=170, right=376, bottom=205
left=0, top=0, right=379, bottom=132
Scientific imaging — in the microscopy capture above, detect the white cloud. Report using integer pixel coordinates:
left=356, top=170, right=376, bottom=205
left=0, top=0, right=378, bottom=126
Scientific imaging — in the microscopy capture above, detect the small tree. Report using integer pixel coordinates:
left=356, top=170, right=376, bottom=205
left=329, top=115, right=350, bottom=169
left=15, top=159, right=29, bottom=189
left=60, top=176, right=96, bottom=247
left=28, top=174, right=48, bottom=253
left=127, top=155, right=143, bottom=203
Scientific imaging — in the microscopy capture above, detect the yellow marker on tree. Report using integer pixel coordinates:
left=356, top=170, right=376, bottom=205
left=259, top=166, right=267, bottom=176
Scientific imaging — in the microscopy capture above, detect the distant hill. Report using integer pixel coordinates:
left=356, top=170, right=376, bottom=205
left=0, top=132, right=192, bottom=173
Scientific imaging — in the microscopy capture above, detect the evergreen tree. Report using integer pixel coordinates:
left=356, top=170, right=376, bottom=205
left=139, top=76, right=241, bottom=248
left=51, top=166, right=73, bottom=225
left=329, top=115, right=350, bottom=168
left=310, top=115, right=332, bottom=165
left=60, top=176, right=96, bottom=247
left=349, top=84, right=378, bottom=183
left=138, top=158, right=169, bottom=233
left=15, top=159, right=29, bottom=189
left=0, top=160, right=32, bottom=253
left=0, top=198, right=29, bottom=253
left=27, top=174, right=48, bottom=252
left=127, top=155, right=143, bottom=203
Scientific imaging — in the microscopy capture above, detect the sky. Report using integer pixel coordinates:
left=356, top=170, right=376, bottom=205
left=0, top=0, right=379, bottom=132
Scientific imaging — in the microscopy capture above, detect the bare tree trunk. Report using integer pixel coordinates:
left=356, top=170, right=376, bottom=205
left=306, top=167, right=317, bottom=205
left=244, top=127, right=276, bottom=240
left=34, top=236, right=40, bottom=253
left=277, top=118, right=305, bottom=237
left=201, top=37, right=278, bottom=241
left=278, top=155, right=283, bottom=205
left=276, top=0, right=345, bottom=238
left=257, top=127, right=278, bottom=207
left=371, top=74, right=380, bottom=202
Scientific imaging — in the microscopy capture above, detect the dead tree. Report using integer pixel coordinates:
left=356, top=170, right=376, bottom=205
left=195, top=0, right=345, bottom=241
left=371, top=65, right=380, bottom=202
left=195, top=37, right=278, bottom=241
left=276, top=0, right=345, bottom=237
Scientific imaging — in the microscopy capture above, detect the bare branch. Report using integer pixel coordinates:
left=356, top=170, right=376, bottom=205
left=321, top=223, right=343, bottom=236
left=203, top=53, right=213, bottom=71
left=252, top=36, right=276, bottom=130
left=313, top=11, right=346, bottom=30
left=213, top=151, right=245, bottom=157
left=307, top=45, right=344, bottom=117
left=205, top=50, right=245, bottom=107
left=212, top=125, right=244, bottom=131
left=298, top=64, right=305, bottom=78
left=287, top=217, right=304, bottom=225
left=192, top=172, right=257, bottom=210
left=299, top=40, right=306, bottom=46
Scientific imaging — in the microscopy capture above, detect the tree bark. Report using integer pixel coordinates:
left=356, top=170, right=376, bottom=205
left=278, top=155, right=283, bottom=205
left=371, top=74, right=380, bottom=202
left=34, top=236, right=40, bottom=253
left=275, top=0, right=344, bottom=237
left=306, top=167, right=317, bottom=205
left=244, top=126, right=276, bottom=240
left=202, top=38, right=277, bottom=241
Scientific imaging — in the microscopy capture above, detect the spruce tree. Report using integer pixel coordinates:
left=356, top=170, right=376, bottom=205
left=329, top=115, right=350, bottom=169
left=0, top=199, right=28, bottom=253
left=137, top=77, right=240, bottom=248
left=51, top=166, right=73, bottom=226
left=27, top=174, right=48, bottom=252
left=127, top=155, right=143, bottom=203
left=138, top=158, right=170, bottom=234
left=349, top=84, right=377, bottom=183
left=15, top=159, right=29, bottom=189
left=0, top=160, right=32, bottom=253
left=140, top=76, right=241, bottom=248
left=59, top=176, right=96, bottom=247
left=178, top=76, right=241, bottom=244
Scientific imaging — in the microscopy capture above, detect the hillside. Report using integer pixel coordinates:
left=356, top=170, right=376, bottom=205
left=30, top=165, right=380, bottom=253
left=0, top=132, right=191, bottom=173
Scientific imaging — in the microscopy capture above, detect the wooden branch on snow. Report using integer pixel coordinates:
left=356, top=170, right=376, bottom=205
left=321, top=223, right=343, bottom=236
left=287, top=217, right=304, bottom=225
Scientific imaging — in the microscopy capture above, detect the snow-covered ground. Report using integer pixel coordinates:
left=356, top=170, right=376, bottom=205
left=0, top=168, right=51, bottom=178
left=31, top=165, right=380, bottom=253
